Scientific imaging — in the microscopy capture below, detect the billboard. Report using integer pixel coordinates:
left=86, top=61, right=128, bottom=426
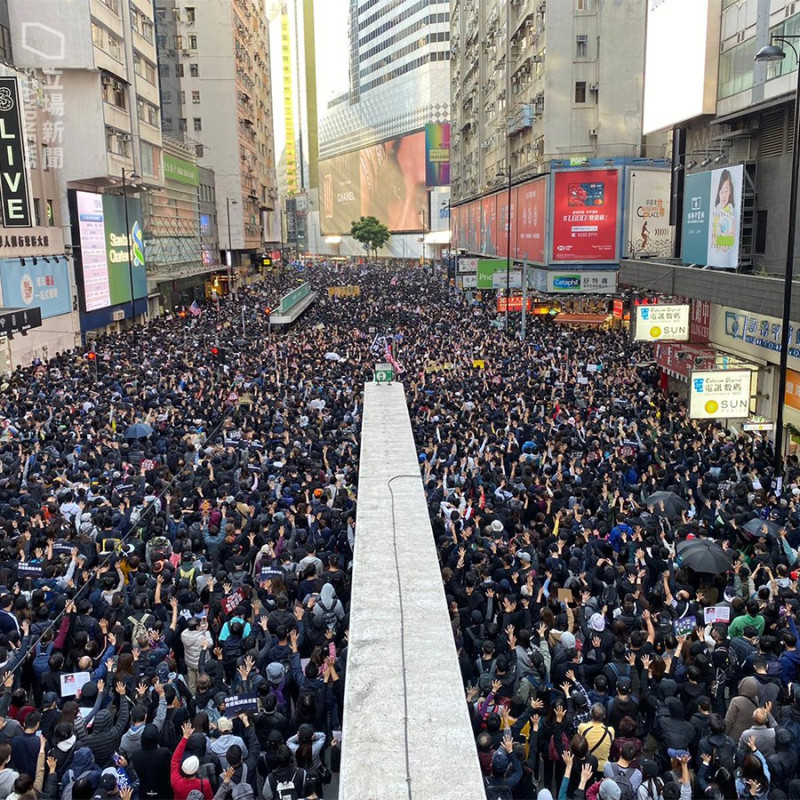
left=643, top=0, right=721, bottom=134
left=633, top=304, right=690, bottom=342
left=689, top=369, right=751, bottom=420
left=320, top=149, right=360, bottom=235
left=481, top=195, right=497, bottom=255
left=682, top=165, right=743, bottom=269
left=533, top=269, right=618, bottom=294
left=0, top=76, right=33, bottom=227
left=0, top=256, right=71, bottom=318
left=430, top=187, right=450, bottom=232
left=360, top=131, right=426, bottom=231
left=626, top=169, right=672, bottom=258
left=516, top=179, right=546, bottom=264
left=477, top=259, right=507, bottom=289
left=551, top=169, right=620, bottom=263
left=73, top=190, right=147, bottom=313
left=496, top=187, right=515, bottom=259
left=163, top=154, right=199, bottom=186
left=425, top=123, right=450, bottom=187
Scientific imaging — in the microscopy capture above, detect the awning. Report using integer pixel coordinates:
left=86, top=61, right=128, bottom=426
left=423, top=230, right=451, bottom=245
left=553, top=313, right=608, bottom=326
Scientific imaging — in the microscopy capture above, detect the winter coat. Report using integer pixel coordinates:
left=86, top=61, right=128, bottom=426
left=725, top=677, right=761, bottom=743
left=131, top=723, right=173, bottom=800
left=86, top=700, right=130, bottom=768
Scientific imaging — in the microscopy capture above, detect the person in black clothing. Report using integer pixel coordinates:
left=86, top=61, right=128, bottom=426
left=131, top=723, right=172, bottom=800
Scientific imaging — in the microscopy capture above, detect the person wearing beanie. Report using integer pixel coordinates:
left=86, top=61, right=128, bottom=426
left=482, top=734, right=522, bottom=796
left=171, top=722, right=212, bottom=800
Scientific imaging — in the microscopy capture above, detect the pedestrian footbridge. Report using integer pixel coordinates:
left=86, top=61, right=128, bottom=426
left=340, top=381, right=484, bottom=799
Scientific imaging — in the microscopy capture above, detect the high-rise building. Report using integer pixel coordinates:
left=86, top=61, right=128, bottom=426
left=315, top=0, right=451, bottom=258
left=8, top=0, right=163, bottom=331
left=450, top=0, right=649, bottom=205
left=155, top=0, right=279, bottom=287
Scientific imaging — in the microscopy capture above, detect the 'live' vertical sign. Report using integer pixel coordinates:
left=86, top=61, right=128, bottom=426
left=0, top=77, right=32, bottom=228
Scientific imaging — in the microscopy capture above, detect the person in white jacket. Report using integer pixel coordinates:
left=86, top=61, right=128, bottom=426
left=180, top=616, right=213, bottom=692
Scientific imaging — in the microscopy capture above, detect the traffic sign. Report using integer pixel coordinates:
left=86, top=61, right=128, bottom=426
left=374, top=362, right=393, bottom=384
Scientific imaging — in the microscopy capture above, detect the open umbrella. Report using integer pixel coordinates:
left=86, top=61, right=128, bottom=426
left=644, top=491, right=689, bottom=519
left=676, top=538, right=733, bottom=574
left=124, top=422, right=153, bottom=440
left=742, top=518, right=781, bottom=539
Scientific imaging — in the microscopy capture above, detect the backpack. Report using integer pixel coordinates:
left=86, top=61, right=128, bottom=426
left=178, top=564, right=197, bottom=588
left=477, top=659, right=497, bottom=695
left=146, top=536, right=171, bottom=565
left=608, top=662, right=631, bottom=682
left=605, top=763, right=637, bottom=800
left=484, top=779, right=513, bottom=800
left=316, top=598, right=338, bottom=631
left=32, top=640, right=53, bottom=677
left=275, top=769, right=301, bottom=800
left=601, top=584, right=618, bottom=607
left=710, top=739, right=737, bottom=775
left=231, top=763, right=254, bottom=800
left=128, top=613, right=153, bottom=643
left=61, top=768, right=98, bottom=800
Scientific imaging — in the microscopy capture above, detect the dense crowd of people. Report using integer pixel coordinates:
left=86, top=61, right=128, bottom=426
left=0, top=262, right=794, bottom=800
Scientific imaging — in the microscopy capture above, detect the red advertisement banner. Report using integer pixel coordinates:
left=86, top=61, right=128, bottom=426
left=516, top=179, right=546, bottom=264
left=551, top=169, right=619, bottom=262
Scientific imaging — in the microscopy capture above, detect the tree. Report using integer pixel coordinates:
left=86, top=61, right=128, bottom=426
left=350, top=216, right=390, bottom=260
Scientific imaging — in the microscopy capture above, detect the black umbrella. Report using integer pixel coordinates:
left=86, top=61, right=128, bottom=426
left=742, top=518, right=781, bottom=539
left=645, top=491, right=689, bottom=519
left=676, top=538, right=733, bottom=574
left=124, top=422, right=153, bottom=440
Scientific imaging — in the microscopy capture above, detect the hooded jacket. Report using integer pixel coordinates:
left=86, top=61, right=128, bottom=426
left=656, top=697, right=695, bottom=751
left=86, top=700, right=130, bottom=768
left=0, top=766, right=19, bottom=800
left=724, top=676, right=760, bottom=743
left=62, top=747, right=100, bottom=794
left=131, top=723, right=173, bottom=800
left=120, top=696, right=166, bottom=757
left=311, top=582, right=344, bottom=625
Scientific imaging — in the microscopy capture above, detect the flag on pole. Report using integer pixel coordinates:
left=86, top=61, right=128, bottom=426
left=189, top=301, right=202, bottom=317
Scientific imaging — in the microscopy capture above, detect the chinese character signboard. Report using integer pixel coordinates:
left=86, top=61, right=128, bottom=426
left=689, top=369, right=752, bottom=420
left=633, top=304, right=690, bottom=342
left=626, top=169, right=673, bottom=258
left=0, top=256, right=70, bottom=318
left=551, top=169, right=620, bottom=263
left=534, top=269, right=618, bottom=294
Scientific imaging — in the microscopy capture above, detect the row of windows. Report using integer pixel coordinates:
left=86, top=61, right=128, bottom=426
left=362, top=20, right=450, bottom=65
left=159, top=62, right=200, bottom=78
left=91, top=22, right=122, bottom=61
left=133, top=51, right=157, bottom=84
left=130, top=6, right=154, bottom=44
left=359, top=0, right=445, bottom=35
left=161, top=90, right=201, bottom=105
left=358, top=49, right=450, bottom=95
left=359, top=32, right=449, bottom=80
left=163, top=116, right=202, bottom=132
left=359, top=11, right=448, bottom=49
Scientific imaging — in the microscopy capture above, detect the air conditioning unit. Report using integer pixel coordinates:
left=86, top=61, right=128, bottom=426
left=112, top=310, right=125, bottom=321
left=588, top=128, right=598, bottom=137
left=101, top=76, right=113, bottom=86
left=589, top=83, right=599, bottom=91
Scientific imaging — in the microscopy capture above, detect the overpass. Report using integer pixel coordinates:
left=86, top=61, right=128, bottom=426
left=340, top=381, right=484, bottom=800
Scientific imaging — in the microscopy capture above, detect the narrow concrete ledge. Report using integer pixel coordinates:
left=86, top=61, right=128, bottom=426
left=340, top=382, right=484, bottom=800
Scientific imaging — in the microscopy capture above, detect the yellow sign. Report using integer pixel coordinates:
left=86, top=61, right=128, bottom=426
left=473, top=359, right=485, bottom=369
left=327, top=285, right=361, bottom=298
left=424, top=361, right=454, bottom=374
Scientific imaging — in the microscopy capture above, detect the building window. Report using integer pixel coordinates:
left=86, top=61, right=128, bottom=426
left=141, top=19, right=154, bottom=44
left=176, top=63, right=184, bottom=77
left=193, top=117, right=202, bottom=131
left=46, top=200, right=55, bottom=226
left=140, top=141, right=160, bottom=179
left=99, top=0, right=120, bottom=14
left=91, top=23, right=104, bottom=47
left=190, top=63, right=199, bottom=77
left=179, top=91, right=185, bottom=105
left=755, top=209, right=768, bottom=255
left=574, top=81, right=586, bottom=103
left=162, top=117, right=173, bottom=131
left=105, top=127, right=130, bottom=157
left=156, top=8, right=166, bottom=22
left=195, top=144, right=204, bottom=158
left=718, top=38, right=755, bottom=100
left=179, top=118, right=187, bottom=131
left=102, top=75, right=127, bottom=109
left=188, top=34, right=197, bottom=49
left=576, top=35, right=587, bottom=58
left=159, top=63, right=169, bottom=78
left=186, top=6, right=196, bottom=23
left=32, top=198, right=41, bottom=227
left=192, top=90, right=200, bottom=103
left=0, top=25, right=10, bottom=62
left=133, top=52, right=156, bottom=83
left=137, top=99, right=159, bottom=127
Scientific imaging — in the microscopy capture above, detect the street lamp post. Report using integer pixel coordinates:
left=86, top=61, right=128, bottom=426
left=756, top=37, right=800, bottom=490
left=497, top=167, right=513, bottom=334
left=226, top=198, right=238, bottom=296
left=121, top=168, right=140, bottom=325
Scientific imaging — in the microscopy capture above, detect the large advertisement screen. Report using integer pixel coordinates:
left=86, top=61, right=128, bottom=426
left=481, top=195, right=497, bottom=255
left=516, top=179, right=546, bottom=264
left=360, top=131, right=426, bottom=231
left=425, top=123, right=450, bottom=187
left=689, top=369, right=751, bottom=420
left=0, top=256, right=71, bottom=318
left=320, top=150, right=360, bottom=236
left=320, top=131, right=430, bottom=234
left=74, top=190, right=147, bottom=313
left=496, top=188, right=515, bottom=259
left=626, top=169, right=673, bottom=258
left=643, top=0, right=721, bottom=134
left=681, top=164, right=743, bottom=269
left=551, top=169, right=620, bottom=263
